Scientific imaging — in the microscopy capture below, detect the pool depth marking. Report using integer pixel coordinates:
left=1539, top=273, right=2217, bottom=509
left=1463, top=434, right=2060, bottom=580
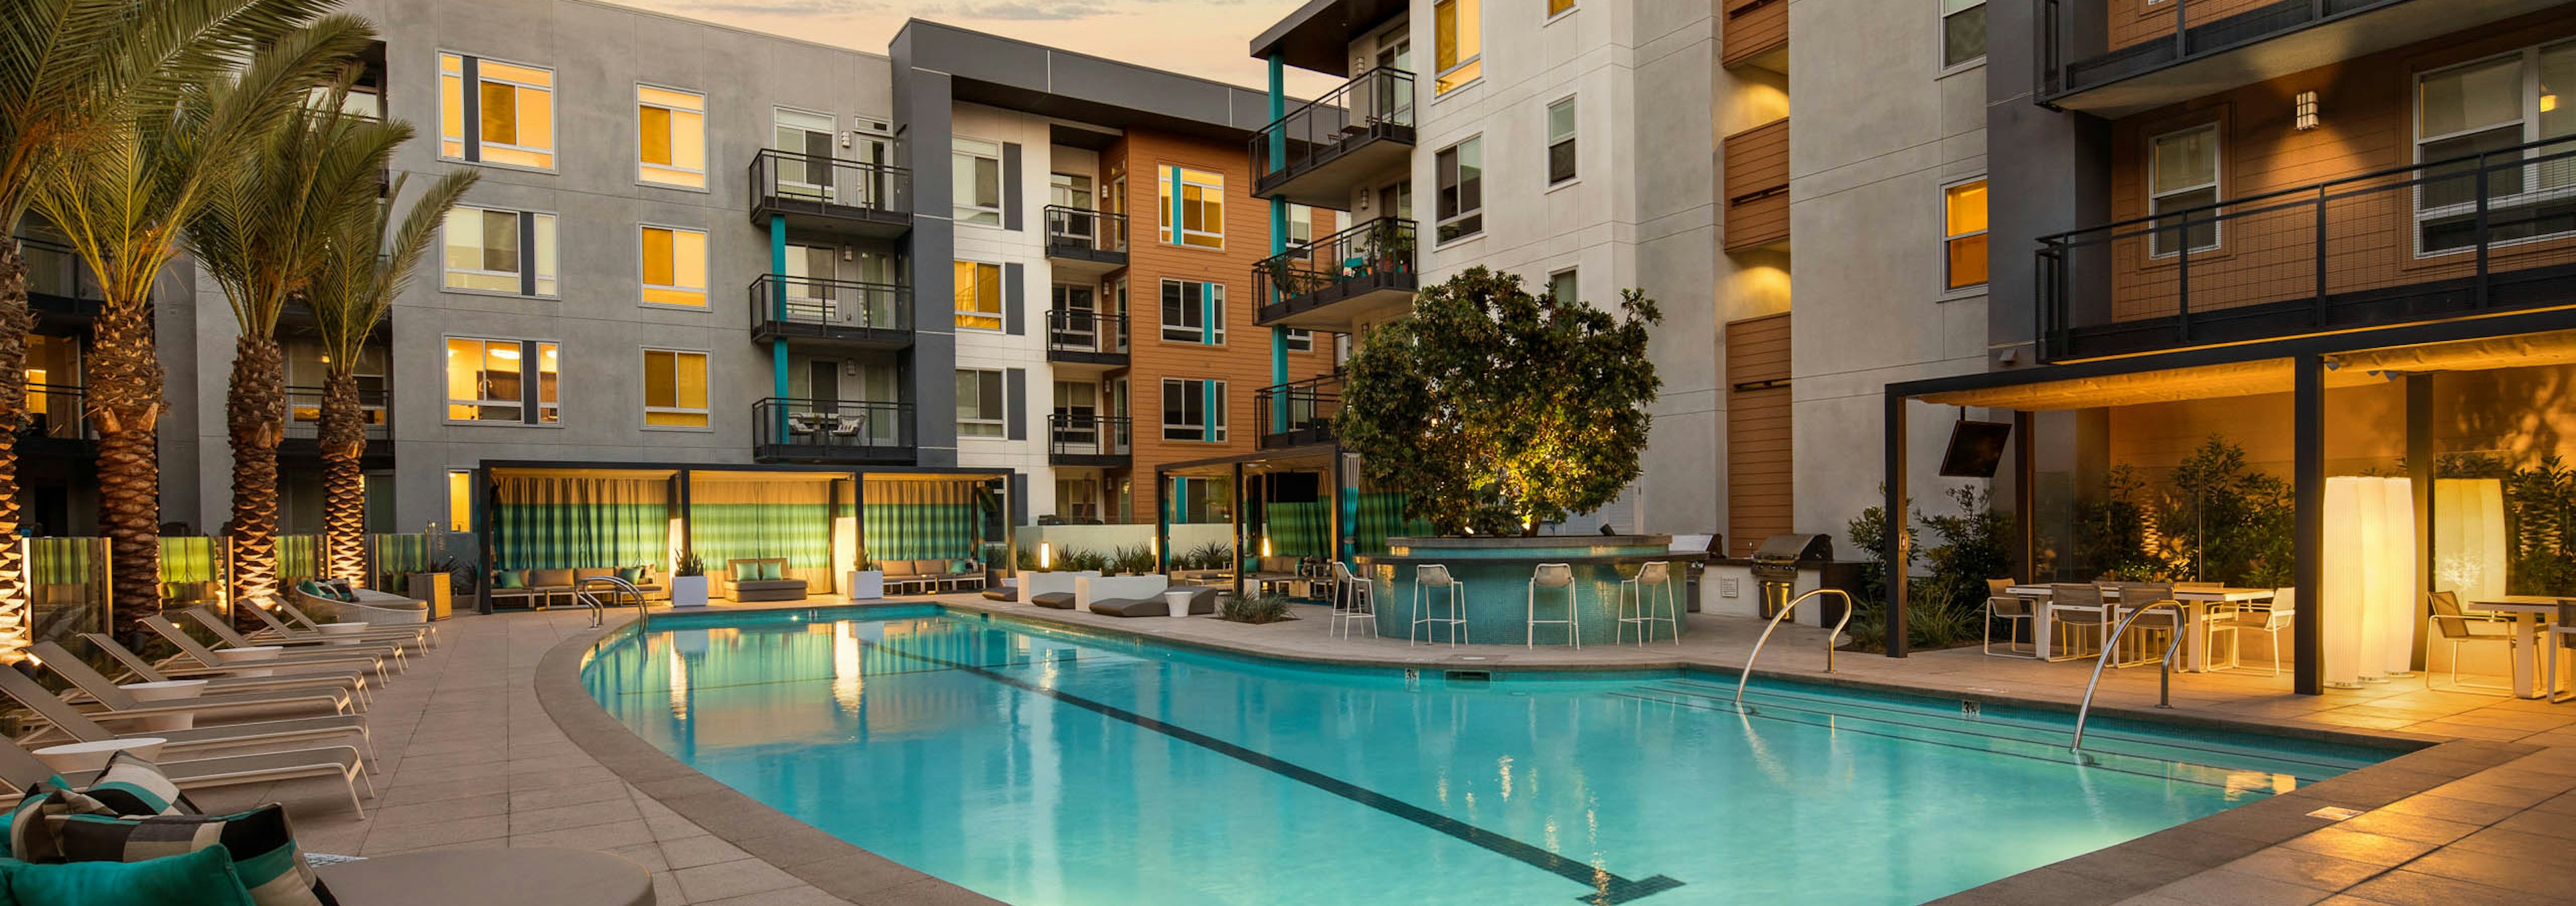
left=861, top=638, right=1686, bottom=905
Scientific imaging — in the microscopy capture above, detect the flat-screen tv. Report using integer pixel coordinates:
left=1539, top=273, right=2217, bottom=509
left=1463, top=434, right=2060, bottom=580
left=1938, top=420, right=2013, bottom=479
left=1270, top=472, right=1322, bottom=504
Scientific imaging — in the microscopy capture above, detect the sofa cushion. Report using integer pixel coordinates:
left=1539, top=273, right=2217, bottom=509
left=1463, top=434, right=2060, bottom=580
left=616, top=566, right=645, bottom=585
left=1030, top=592, right=1076, bottom=609
left=1088, top=597, right=1169, bottom=617
left=526, top=568, right=576, bottom=589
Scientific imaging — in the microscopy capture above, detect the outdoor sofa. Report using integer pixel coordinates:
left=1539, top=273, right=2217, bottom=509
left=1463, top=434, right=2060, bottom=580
left=879, top=558, right=989, bottom=595
left=719, top=558, right=810, bottom=602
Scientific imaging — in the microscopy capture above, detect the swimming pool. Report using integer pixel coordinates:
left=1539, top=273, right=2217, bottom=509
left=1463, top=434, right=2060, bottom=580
left=580, top=606, right=2390, bottom=905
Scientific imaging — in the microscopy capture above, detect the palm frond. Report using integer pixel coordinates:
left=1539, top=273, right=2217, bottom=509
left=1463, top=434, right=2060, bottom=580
left=313, top=166, right=477, bottom=368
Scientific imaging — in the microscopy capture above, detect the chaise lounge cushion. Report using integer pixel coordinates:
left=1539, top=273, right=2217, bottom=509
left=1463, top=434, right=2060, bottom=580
left=1163, top=585, right=1221, bottom=615
left=525, top=569, right=577, bottom=591
left=981, top=587, right=1016, bottom=602
left=1030, top=592, right=1076, bottom=609
left=1087, top=597, right=1168, bottom=617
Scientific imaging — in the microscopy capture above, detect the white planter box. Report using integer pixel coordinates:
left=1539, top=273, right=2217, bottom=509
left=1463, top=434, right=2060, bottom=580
left=670, top=575, right=710, bottom=608
left=848, top=570, right=885, bottom=600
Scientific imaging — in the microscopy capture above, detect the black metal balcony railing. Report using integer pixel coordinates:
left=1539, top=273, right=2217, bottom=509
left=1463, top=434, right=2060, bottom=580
left=749, top=149, right=910, bottom=229
left=1043, top=206, right=1128, bottom=262
left=1048, top=413, right=1131, bottom=464
left=2037, top=133, right=2576, bottom=362
left=753, top=397, right=915, bottom=463
left=1254, top=374, right=1342, bottom=450
left=2038, top=0, right=2416, bottom=105
left=748, top=274, right=911, bottom=346
left=284, top=385, right=392, bottom=440
left=1254, top=218, right=1418, bottom=325
left=15, top=236, right=103, bottom=315
left=21, top=383, right=87, bottom=442
left=1250, top=68, right=1416, bottom=197
left=1045, top=309, right=1129, bottom=363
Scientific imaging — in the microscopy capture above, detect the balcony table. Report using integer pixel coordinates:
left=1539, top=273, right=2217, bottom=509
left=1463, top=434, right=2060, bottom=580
left=2467, top=596, right=2565, bottom=699
left=2004, top=585, right=2272, bottom=671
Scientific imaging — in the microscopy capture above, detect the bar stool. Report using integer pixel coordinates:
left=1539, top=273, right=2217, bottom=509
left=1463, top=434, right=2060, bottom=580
left=1615, top=560, right=1679, bottom=646
left=1327, top=560, right=1377, bottom=640
left=1526, top=563, right=1578, bottom=648
left=1410, top=564, right=1467, bottom=646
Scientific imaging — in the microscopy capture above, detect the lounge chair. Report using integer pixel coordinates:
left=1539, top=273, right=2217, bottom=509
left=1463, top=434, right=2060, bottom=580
left=242, top=597, right=431, bottom=650
left=274, top=595, right=440, bottom=646
left=33, top=642, right=353, bottom=721
left=290, top=579, right=435, bottom=625
left=0, top=735, right=372, bottom=817
left=1030, top=592, right=1077, bottom=609
left=78, top=633, right=371, bottom=709
left=143, top=615, right=398, bottom=682
left=1089, top=586, right=1219, bottom=618
left=184, top=607, right=415, bottom=670
left=0, top=664, right=374, bottom=766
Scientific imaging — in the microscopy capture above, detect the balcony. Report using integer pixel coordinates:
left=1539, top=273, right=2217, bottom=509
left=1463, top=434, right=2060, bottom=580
left=1043, top=206, right=1127, bottom=278
left=1048, top=413, right=1130, bottom=468
left=1250, top=68, right=1415, bottom=208
left=1254, top=374, right=1341, bottom=450
left=16, top=237, right=101, bottom=319
left=2036, top=0, right=2560, bottom=116
left=1722, top=0, right=1788, bottom=71
left=19, top=383, right=90, bottom=455
left=747, top=149, right=910, bottom=236
left=1045, top=309, right=1128, bottom=370
left=1723, top=119, right=1790, bottom=253
left=2037, top=134, right=2576, bottom=362
left=748, top=274, right=912, bottom=348
left=1253, top=218, right=1417, bottom=331
left=753, top=397, right=916, bottom=464
left=284, top=385, right=392, bottom=442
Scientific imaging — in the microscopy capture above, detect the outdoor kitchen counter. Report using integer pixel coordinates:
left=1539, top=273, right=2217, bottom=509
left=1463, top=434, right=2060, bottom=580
left=1356, top=536, right=1701, bottom=645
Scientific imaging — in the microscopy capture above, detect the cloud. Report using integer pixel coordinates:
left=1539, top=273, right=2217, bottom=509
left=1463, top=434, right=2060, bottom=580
left=643, top=0, right=885, bottom=14
left=932, top=1, right=1114, bottom=18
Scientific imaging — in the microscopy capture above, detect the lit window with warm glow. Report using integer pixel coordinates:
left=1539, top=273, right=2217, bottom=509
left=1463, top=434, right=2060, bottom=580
left=637, top=85, right=706, bottom=189
left=1434, top=0, right=1481, bottom=94
left=640, top=226, right=708, bottom=307
left=642, top=348, right=710, bottom=428
left=1158, top=168, right=1224, bottom=249
left=443, top=207, right=556, bottom=297
left=1943, top=179, right=1988, bottom=291
left=953, top=260, right=1002, bottom=330
left=445, top=338, right=558, bottom=423
left=438, top=52, right=554, bottom=170
left=447, top=470, right=474, bottom=531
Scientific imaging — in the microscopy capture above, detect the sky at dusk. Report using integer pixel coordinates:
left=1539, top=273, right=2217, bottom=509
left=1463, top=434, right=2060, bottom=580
left=618, top=0, right=1343, bottom=97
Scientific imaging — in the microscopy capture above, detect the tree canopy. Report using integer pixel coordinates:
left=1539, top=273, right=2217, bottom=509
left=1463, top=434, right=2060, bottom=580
left=1334, top=266, right=1660, bottom=536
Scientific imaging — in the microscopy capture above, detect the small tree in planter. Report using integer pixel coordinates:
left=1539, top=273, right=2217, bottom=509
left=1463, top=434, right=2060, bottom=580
left=1334, top=266, right=1660, bottom=536
left=670, top=554, right=709, bottom=607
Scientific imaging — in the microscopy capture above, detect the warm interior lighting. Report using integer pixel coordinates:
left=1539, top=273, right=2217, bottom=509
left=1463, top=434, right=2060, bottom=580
left=1039, top=542, right=1052, bottom=570
left=2545, top=93, right=2561, bottom=113
left=1260, top=537, right=1272, bottom=558
left=492, top=346, right=521, bottom=360
left=2433, top=479, right=2508, bottom=602
left=2322, top=476, right=2416, bottom=687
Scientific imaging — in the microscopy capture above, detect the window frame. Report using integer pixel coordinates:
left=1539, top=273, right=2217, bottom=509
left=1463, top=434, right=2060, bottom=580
left=1547, top=0, right=1577, bottom=19
left=956, top=368, right=1008, bottom=439
left=2409, top=44, right=2576, bottom=258
left=1159, top=279, right=1226, bottom=345
left=1161, top=378, right=1228, bottom=442
left=443, top=336, right=560, bottom=426
left=954, top=260, right=1004, bottom=331
left=445, top=469, right=476, bottom=532
left=1546, top=268, right=1578, bottom=304
left=1435, top=136, right=1485, bottom=245
left=637, top=223, right=710, bottom=309
left=437, top=50, right=558, bottom=172
left=1432, top=0, right=1483, bottom=96
left=1159, top=167, right=1227, bottom=250
left=952, top=137, right=1004, bottom=227
left=1938, top=0, right=1988, bottom=73
left=441, top=206, right=559, bottom=299
left=636, top=83, right=708, bottom=191
left=1941, top=176, right=1990, bottom=293
left=1284, top=328, right=1314, bottom=352
left=639, top=347, right=712, bottom=431
left=2146, top=123, right=2223, bottom=258
left=1546, top=96, right=1578, bottom=186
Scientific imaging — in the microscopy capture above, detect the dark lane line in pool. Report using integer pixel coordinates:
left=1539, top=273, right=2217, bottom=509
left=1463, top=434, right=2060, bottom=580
left=611, top=657, right=1067, bottom=694
left=857, top=640, right=1686, bottom=905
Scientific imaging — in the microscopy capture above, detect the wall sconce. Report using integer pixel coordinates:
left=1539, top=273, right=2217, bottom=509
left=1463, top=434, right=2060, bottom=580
left=839, top=132, right=853, bottom=148
left=2294, top=91, right=2319, bottom=131
left=2544, top=93, right=2561, bottom=113
left=1039, top=542, right=1051, bottom=570
left=841, top=246, right=854, bottom=261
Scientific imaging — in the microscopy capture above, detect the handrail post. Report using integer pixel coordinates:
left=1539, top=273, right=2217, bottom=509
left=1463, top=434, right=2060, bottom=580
left=2070, top=599, right=2189, bottom=750
left=1732, top=589, right=1856, bottom=711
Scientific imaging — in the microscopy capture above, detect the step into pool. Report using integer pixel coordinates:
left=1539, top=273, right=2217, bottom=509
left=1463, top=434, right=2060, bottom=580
left=580, top=607, right=2391, bottom=906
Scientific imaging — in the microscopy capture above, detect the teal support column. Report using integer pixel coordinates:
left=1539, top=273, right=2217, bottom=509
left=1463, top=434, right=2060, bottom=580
left=1267, top=54, right=1291, bottom=434
left=768, top=214, right=790, bottom=402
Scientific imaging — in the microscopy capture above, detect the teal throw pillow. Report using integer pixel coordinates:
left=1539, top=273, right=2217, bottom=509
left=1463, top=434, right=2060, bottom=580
left=36, top=804, right=330, bottom=906
left=615, top=566, right=643, bottom=584
left=731, top=562, right=759, bottom=582
left=2, top=846, right=256, bottom=906
left=951, top=558, right=979, bottom=576
left=756, top=561, right=784, bottom=581
left=492, top=570, right=524, bottom=589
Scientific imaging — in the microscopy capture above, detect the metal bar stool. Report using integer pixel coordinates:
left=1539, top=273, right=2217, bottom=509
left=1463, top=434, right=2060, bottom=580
left=1327, top=560, right=1377, bottom=640
left=1410, top=564, right=1466, bottom=646
left=1615, top=560, right=1679, bottom=646
left=1526, top=562, right=1578, bottom=648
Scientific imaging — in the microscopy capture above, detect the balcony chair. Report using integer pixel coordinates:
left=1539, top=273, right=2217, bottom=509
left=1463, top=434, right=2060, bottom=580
left=1983, top=577, right=2036, bottom=659
left=2210, top=589, right=2295, bottom=676
left=2045, top=583, right=2109, bottom=662
left=2427, top=590, right=2516, bottom=695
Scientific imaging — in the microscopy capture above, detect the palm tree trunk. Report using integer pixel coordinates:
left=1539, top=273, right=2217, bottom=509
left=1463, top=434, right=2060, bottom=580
left=318, top=370, right=365, bottom=585
left=0, top=244, right=32, bottom=658
left=226, top=336, right=284, bottom=609
left=88, top=301, right=162, bottom=638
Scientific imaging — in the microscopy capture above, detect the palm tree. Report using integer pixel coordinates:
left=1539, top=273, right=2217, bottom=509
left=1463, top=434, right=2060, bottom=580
left=28, top=13, right=374, bottom=636
left=0, top=0, right=341, bottom=654
left=188, top=79, right=394, bottom=607
left=311, top=158, right=473, bottom=585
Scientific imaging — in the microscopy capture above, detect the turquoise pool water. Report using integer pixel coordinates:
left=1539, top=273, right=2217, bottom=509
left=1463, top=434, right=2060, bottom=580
left=580, top=607, right=2388, bottom=906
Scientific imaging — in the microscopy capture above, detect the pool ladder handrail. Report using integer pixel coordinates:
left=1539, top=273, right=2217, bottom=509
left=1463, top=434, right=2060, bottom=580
left=576, top=576, right=652, bottom=630
left=2070, top=599, right=2188, bottom=752
left=1732, top=588, right=1856, bottom=711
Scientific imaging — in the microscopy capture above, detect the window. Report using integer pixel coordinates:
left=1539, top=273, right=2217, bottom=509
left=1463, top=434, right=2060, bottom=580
left=1943, top=179, right=1989, bottom=290
left=2148, top=125, right=2220, bottom=256
left=639, top=226, right=708, bottom=307
left=1287, top=203, right=1314, bottom=247
left=1436, top=138, right=1484, bottom=242
left=957, top=368, right=1006, bottom=438
left=1547, top=268, right=1578, bottom=303
left=637, top=85, right=706, bottom=189
left=1940, top=0, right=1986, bottom=69
left=2414, top=44, right=2576, bottom=253
left=1162, top=379, right=1228, bottom=442
left=954, top=261, right=1002, bottom=330
left=438, top=52, right=554, bottom=169
left=446, top=470, right=474, bottom=532
left=1285, top=328, right=1314, bottom=352
left=1549, top=0, right=1576, bottom=15
left=445, top=338, right=557, bottom=423
left=1159, top=167, right=1225, bottom=249
left=1434, top=0, right=1482, bottom=94
left=1546, top=97, right=1578, bottom=185
left=641, top=349, right=708, bottom=428
left=953, top=138, right=1002, bottom=225
left=443, top=207, right=557, bottom=296
left=1160, top=279, right=1225, bottom=344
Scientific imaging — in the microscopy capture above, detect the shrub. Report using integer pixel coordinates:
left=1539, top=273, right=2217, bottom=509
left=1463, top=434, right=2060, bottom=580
left=1220, top=593, right=1295, bottom=624
left=1061, top=547, right=1109, bottom=573
left=1108, top=544, right=1157, bottom=576
left=1185, top=542, right=1234, bottom=573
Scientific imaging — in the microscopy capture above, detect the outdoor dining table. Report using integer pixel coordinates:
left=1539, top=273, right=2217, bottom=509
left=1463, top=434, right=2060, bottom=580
left=2003, top=585, right=2275, bottom=671
left=2467, top=595, right=2565, bottom=699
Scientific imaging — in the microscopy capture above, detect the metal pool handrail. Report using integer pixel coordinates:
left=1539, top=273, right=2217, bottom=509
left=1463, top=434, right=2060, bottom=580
left=576, top=575, right=650, bottom=630
left=1732, top=588, right=1856, bottom=711
left=2070, top=599, right=2188, bottom=752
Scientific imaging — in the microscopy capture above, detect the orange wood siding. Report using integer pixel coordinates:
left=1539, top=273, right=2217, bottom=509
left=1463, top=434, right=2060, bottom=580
left=1724, top=119, right=1790, bottom=252
left=2100, top=11, right=2576, bottom=324
left=2105, top=0, right=2279, bottom=53
left=1725, top=313, right=1792, bottom=559
left=1723, top=0, right=1788, bottom=68
left=1106, top=132, right=1337, bottom=524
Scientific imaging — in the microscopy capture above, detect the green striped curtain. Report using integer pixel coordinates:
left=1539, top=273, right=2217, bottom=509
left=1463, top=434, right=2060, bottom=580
left=368, top=534, right=432, bottom=593
left=1266, top=501, right=1330, bottom=558
left=158, top=537, right=223, bottom=583
left=29, top=537, right=99, bottom=585
left=688, top=477, right=829, bottom=570
left=276, top=535, right=324, bottom=587
left=494, top=477, right=671, bottom=570
left=1354, top=493, right=1434, bottom=558
left=863, top=479, right=980, bottom=561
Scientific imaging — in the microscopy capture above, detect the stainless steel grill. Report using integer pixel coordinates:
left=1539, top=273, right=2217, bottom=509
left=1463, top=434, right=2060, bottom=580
left=1749, top=534, right=1833, bottom=619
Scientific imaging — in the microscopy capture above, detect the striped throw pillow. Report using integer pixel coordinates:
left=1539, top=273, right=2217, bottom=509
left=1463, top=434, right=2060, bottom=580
left=14, top=793, right=335, bottom=906
left=86, top=752, right=195, bottom=817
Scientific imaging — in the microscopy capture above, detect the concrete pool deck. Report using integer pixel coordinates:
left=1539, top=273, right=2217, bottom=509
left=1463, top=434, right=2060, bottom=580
left=193, top=595, right=2576, bottom=906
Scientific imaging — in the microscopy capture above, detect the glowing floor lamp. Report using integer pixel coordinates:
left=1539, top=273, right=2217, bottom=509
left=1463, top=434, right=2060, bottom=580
left=2322, top=476, right=2416, bottom=687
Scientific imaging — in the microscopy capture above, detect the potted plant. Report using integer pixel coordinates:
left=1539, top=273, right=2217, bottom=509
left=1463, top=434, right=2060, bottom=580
left=848, top=554, right=885, bottom=600
left=670, top=554, right=709, bottom=607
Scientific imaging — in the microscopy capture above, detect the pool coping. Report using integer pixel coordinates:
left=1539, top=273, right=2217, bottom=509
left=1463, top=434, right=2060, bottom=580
left=537, top=601, right=2525, bottom=906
